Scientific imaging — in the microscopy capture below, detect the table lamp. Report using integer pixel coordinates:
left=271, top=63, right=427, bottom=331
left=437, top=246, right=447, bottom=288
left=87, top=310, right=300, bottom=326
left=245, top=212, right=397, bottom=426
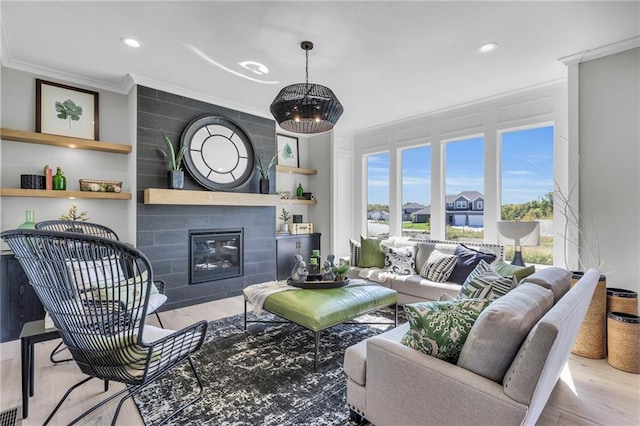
left=496, top=221, right=540, bottom=266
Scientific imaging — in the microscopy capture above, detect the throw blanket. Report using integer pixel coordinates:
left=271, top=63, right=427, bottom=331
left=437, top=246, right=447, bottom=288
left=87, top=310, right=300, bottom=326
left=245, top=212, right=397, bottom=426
left=243, top=278, right=376, bottom=315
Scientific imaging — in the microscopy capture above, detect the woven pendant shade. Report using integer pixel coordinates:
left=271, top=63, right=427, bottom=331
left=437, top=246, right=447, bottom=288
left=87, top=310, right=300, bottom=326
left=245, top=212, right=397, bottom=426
left=270, top=41, right=343, bottom=134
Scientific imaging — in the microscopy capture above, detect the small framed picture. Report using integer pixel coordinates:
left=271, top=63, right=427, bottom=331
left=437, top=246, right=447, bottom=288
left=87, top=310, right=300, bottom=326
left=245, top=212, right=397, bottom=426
left=36, top=79, right=99, bottom=140
left=276, top=133, right=299, bottom=167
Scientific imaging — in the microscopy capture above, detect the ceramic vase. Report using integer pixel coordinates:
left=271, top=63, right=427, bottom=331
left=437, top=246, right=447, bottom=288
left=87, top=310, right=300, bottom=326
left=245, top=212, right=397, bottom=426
left=260, top=178, right=270, bottom=194
left=168, top=170, right=184, bottom=189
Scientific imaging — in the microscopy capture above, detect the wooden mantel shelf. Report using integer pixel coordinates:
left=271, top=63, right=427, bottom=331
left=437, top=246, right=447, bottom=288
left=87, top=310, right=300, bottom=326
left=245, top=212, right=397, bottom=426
left=144, top=188, right=280, bottom=206
left=0, top=128, right=132, bottom=154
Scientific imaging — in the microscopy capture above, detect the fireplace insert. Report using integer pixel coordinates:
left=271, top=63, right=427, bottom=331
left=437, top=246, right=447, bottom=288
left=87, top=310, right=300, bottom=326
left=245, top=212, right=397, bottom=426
left=189, top=228, right=243, bottom=284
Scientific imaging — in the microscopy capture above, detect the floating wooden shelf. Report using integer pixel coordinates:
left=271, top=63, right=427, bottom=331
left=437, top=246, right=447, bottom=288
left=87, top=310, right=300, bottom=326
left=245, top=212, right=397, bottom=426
left=0, top=128, right=132, bottom=154
left=276, top=165, right=317, bottom=175
left=0, top=188, right=131, bottom=200
left=279, top=199, right=317, bottom=205
left=144, top=188, right=280, bottom=206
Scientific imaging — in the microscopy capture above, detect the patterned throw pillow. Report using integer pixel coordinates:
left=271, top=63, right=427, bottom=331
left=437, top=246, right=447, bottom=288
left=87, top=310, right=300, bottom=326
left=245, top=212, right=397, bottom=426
left=401, top=299, right=491, bottom=363
left=420, top=250, right=458, bottom=282
left=382, top=243, right=416, bottom=275
left=457, top=261, right=517, bottom=302
left=349, top=238, right=361, bottom=267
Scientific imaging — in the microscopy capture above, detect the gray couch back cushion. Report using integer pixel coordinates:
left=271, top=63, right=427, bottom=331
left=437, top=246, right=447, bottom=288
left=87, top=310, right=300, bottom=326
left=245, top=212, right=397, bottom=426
left=520, top=267, right=571, bottom=303
left=457, top=283, right=554, bottom=382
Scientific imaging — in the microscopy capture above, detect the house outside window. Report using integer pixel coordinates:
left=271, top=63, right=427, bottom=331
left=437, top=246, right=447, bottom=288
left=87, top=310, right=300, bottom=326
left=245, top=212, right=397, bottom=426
left=401, top=145, right=431, bottom=238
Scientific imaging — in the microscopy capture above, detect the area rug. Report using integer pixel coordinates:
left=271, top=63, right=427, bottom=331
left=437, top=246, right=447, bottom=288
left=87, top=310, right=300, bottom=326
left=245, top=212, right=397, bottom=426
left=133, top=309, right=398, bottom=425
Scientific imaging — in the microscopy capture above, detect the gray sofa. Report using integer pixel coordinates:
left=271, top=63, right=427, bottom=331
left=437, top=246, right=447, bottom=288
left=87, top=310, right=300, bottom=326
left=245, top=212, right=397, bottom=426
left=348, top=238, right=505, bottom=304
left=344, top=268, right=601, bottom=426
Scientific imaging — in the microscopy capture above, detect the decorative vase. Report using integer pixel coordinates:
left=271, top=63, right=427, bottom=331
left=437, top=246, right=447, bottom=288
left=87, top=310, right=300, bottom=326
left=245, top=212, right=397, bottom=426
left=18, top=210, right=36, bottom=229
left=260, top=178, right=270, bottom=194
left=168, top=170, right=184, bottom=190
left=281, top=223, right=289, bottom=233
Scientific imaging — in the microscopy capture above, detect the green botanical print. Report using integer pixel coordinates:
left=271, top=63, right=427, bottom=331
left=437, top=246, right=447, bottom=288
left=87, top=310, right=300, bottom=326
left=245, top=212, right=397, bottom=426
left=282, top=143, right=294, bottom=159
left=55, top=99, right=83, bottom=128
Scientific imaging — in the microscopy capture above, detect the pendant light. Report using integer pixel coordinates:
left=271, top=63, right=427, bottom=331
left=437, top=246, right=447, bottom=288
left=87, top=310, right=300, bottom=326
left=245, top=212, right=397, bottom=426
left=270, top=41, right=343, bottom=134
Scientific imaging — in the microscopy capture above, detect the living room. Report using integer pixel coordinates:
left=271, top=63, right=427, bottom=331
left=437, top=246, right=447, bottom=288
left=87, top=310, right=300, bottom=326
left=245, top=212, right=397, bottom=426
left=1, top=1, right=639, bottom=425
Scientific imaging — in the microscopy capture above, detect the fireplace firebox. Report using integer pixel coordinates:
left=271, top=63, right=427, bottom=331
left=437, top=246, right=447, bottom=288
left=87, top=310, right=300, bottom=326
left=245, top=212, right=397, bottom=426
left=189, top=228, right=243, bottom=284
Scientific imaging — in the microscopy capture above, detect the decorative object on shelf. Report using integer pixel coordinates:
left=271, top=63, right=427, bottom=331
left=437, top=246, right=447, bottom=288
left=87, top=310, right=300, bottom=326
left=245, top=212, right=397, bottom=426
left=270, top=41, right=343, bottom=134
left=52, top=166, right=66, bottom=190
left=291, top=254, right=309, bottom=282
left=291, top=222, right=314, bottom=235
left=276, top=134, right=299, bottom=167
left=296, top=182, right=304, bottom=198
left=277, top=191, right=290, bottom=200
left=36, top=79, right=99, bottom=140
left=302, top=192, right=314, bottom=200
left=256, top=152, right=277, bottom=194
left=496, top=220, right=540, bottom=266
left=60, top=203, right=89, bottom=222
left=279, top=208, right=291, bottom=233
left=20, top=174, right=45, bottom=189
left=44, top=164, right=53, bottom=189
left=181, top=116, right=256, bottom=191
left=18, top=210, right=37, bottom=229
left=292, top=214, right=303, bottom=223
left=332, top=263, right=350, bottom=281
left=160, top=129, right=186, bottom=190
left=79, top=179, right=122, bottom=193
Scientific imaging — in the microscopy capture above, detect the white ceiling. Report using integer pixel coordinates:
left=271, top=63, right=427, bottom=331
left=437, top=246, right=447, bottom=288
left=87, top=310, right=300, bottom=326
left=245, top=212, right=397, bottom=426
left=1, top=1, right=639, bottom=133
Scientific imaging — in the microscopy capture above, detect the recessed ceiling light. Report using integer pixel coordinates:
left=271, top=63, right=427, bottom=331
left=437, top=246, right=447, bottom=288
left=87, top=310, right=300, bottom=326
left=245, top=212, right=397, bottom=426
left=478, top=42, right=498, bottom=53
left=121, top=37, right=142, bottom=48
left=238, top=61, right=269, bottom=75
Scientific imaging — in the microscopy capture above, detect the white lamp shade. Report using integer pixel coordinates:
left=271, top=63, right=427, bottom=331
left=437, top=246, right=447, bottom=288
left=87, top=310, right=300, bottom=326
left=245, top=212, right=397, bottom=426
left=496, top=221, right=540, bottom=246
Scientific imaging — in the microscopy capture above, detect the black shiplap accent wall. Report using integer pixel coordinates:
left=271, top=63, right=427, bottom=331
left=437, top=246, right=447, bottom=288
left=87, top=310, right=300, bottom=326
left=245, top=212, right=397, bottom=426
left=136, top=86, right=277, bottom=310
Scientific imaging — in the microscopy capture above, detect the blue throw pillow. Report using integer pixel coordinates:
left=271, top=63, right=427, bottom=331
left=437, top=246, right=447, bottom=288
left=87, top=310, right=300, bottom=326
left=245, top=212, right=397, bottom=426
left=448, top=244, right=497, bottom=285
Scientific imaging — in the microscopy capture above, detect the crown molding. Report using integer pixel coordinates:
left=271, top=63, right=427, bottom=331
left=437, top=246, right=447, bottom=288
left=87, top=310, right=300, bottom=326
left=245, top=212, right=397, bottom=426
left=128, top=73, right=273, bottom=121
left=559, top=36, right=640, bottom=66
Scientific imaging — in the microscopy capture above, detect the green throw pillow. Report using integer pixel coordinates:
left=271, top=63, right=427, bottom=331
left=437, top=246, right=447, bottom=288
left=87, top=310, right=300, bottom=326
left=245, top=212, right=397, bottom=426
left=492, top=260, right=536, bottom=282
left=358, top=237, right=385, bottom=268
left=401, top=299, right=491, bottom=363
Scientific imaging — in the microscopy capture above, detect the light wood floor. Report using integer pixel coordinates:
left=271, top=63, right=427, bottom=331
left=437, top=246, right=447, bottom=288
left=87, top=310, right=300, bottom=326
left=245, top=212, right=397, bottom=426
left=1, top=295, right=638, bottom=425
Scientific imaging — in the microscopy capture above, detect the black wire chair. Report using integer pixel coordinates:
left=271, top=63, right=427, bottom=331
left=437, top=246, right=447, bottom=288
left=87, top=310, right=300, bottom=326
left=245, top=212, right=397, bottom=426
left=1, top=229, right=208, bottom=425
left=35, top=220, right=167, bottom=365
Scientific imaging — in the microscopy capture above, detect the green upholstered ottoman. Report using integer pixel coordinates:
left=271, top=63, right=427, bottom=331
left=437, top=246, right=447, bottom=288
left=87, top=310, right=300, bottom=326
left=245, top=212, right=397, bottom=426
left=244, top=284, right=397, bottom=372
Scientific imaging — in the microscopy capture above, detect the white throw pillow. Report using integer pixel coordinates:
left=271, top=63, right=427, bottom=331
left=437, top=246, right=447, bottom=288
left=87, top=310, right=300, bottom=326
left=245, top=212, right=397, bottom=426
left=382, top=243, right=416, bottom=275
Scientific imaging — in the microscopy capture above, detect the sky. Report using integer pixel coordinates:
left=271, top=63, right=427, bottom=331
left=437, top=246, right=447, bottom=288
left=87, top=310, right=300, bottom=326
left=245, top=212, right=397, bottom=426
left=367, top=126, right=554, bottom=207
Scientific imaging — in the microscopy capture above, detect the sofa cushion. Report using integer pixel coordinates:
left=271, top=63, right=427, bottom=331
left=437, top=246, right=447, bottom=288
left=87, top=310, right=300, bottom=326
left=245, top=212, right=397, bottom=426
left=492, top=260, right=536, bottom=282
left=349, top=238, right=361, bottom=267
left=520, top=267, right=571, bottom=303
left=421, top=250, right=458, bottom=282
left=448, top=244, right=497, bottom=285
left=414, top=242, right=437, bottom=274
left=457, top=283, right=554, bottom=382
left=391, top=274, right=461, bottom=301
left=382, top=243, right=416, bottom=275
left=401, top=299, right=491, bottom=363
left=359, top=237, right=385, bottom=268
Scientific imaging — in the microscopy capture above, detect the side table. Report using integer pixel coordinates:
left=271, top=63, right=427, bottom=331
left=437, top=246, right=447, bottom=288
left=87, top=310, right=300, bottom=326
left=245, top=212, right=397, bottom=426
left=19, top=319, right=60, bottom=419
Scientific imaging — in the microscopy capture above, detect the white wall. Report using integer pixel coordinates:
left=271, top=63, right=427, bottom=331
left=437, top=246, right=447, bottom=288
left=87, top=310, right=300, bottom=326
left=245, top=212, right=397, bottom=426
left=0, top=67, right=133, bottom=243
left=577, top=47, right=640, bottom=295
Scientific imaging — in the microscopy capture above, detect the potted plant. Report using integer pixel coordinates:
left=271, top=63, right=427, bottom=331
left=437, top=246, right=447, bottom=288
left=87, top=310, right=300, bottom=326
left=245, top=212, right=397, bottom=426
left=256, top=153, right=278, bottom=194
left=279, top=208, right=291, bottom=233
left=160, top=129, right=186, bottom=189
left=332, top=264, right=350, bottom=282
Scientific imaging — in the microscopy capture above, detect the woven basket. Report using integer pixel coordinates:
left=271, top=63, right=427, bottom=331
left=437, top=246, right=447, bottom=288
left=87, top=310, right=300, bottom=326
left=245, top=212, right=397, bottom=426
left=571, top=272, right=607, bottom=359
left=607, top=288, right=638, bottom=316
left=607, top=312, right=640, bottom=374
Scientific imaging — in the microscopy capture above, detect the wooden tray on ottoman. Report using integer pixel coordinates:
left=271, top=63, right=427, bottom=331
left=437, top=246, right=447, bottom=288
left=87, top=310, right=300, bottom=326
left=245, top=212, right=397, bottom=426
left=287, top=275, right=349, bottom=289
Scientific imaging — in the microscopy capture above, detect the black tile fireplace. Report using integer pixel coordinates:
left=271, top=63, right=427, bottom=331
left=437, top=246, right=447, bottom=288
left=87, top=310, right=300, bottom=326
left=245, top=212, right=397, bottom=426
left=189, top=228, right=243, bottom=284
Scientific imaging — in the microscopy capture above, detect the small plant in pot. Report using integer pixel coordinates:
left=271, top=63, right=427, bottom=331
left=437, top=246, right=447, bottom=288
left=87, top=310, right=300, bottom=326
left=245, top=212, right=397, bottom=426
left=332, top=264, right=350, bottom=281
left=256, top=153, right=278, bottom=194
left=279, top=208, right=291, bottom=233
left=160, top=129, right=186, bottom=189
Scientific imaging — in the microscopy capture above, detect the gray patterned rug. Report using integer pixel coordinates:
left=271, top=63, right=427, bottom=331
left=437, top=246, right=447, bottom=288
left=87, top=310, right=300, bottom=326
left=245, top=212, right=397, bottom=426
left=133, top=309, right=397, bottom=425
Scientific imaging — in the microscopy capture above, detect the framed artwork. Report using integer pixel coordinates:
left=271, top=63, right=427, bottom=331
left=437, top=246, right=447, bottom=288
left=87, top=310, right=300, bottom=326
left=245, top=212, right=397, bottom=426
left=36, top=79, right=99, bottom=140
left=277, top=133, right=299, bottom=167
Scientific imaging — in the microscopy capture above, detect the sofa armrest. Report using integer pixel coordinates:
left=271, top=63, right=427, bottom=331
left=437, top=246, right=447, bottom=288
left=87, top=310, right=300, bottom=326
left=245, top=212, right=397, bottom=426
left=363, top=336, right=528, bottom=425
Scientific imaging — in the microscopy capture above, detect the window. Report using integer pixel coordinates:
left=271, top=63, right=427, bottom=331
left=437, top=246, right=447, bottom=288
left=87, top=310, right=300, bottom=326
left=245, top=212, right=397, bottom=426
left=367, top=152, right=390, bottom=238
left=445, top=137, right=484, bottom=241
left=401, top=145, right=431, bottom=237
left=501, top=126, right=554, bottom=265
left=476, top=201, right=483, bottom=210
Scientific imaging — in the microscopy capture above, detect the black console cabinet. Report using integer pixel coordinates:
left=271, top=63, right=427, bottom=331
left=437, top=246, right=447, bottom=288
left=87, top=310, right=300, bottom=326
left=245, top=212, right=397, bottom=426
left=276, top=233, right=321, bottom=280
left=0, top=253, right=45, bottom=342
